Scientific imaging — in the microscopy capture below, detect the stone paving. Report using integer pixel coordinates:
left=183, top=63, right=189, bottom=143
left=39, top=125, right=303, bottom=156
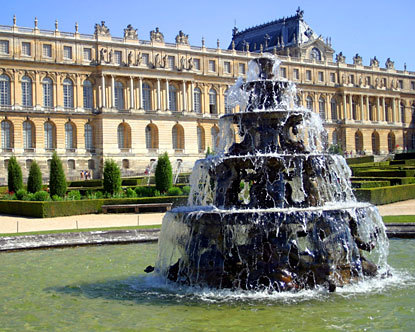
left=0, top=200, right=414, bottom=234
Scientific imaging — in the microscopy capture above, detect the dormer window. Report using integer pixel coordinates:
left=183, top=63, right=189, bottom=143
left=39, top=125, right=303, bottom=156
left=310, top=47, right=321, bottom=61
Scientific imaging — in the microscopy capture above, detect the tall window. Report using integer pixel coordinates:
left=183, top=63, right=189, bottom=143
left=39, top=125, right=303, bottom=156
left=172, top=124, right=184, bottom=150
left=224, top=61, right=231, bottom=74
left=0, top=74, right=10, bottom=106
left=197, top=126, right=205, bottom=152
left=114, top=51, right=122, bottom=65
left=117, top=123, right=131, bottom=149
left=23, top=120, right=34, bottom=150
left=224, top=89, right=232, bottom=114
left=330, top=98, right=337, bottom=120
left=355, top=131, right=363, bottom=153
left=142, top=83, right=151, bottom=110
left=194, top=87, right=201, bottom=113
left=369, top=102, right=374, bottom=121
left=318, top=97, right=325, bottom=120
left=385, top=104, right=390, bottom=122
left=43, top=77, right=53, bottom=107
left=65, top=122, right=75, bottom=149
left=412, top=104, right=415, bottom=123
left=63, top=78, right=74, bottom=108
left=372, top=132, right=380, bottom=155
left=1, top=120, right=12, bottom=149
left=83, top=80, right=93, bottom=109
left=388, top=132, right=395, bottom=153
left=44, top=121, right=55, bottom=150
left=209, top=88, right=217, bottom=114
left=401, top=103, right=406, bottom=123
left=83, top=48, right=91, bottom=61
left=84, top=123, right=93, bottom=151
left=168, top=56, right=175, bottom=68
left=145, top=124, right=158, bottom=149
left=169, top=85, right=177, bottom=111
left=211, top=126, right=219, bottom=151
left=21, top=76, right=32, bottom=107
left=114, top=81, right=124, bottom=110
left=352, top=99, right=357, bottom=120
left=306, top=96, right=313, bottom=110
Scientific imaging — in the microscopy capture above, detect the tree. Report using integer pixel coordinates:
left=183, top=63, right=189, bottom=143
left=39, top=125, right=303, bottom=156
left=7, top=156, right=23, bottom=193
left=155, top=152, right=172, bottom=193
left=49, top=152, right=67, bottom=197
left=103, top=159, right=121, bottom=195
left=27, top=160, right=43, bottom=193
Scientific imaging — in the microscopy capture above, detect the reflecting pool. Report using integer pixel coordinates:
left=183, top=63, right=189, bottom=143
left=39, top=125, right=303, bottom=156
left=1, top=239, right=414, bottom=331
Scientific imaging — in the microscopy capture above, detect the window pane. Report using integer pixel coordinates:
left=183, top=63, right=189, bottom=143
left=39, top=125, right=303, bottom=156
left=142, top=83, right=151, bottom=110
left=114, top=82, right=124, bottom=110
left=43, top=78, right=53, bottom=107
left=22, top=42, right=31, bottom=56
left=21, top=76, right=32, bottom=107
left=0, top=40, right=9, bottom=54
left=43, top=44, right=52, bottom=57
left=65, top=123, right=74, bottom=149
left=0, top=75, right=10, bottom=106
left=194, top=88, right=201, bottom=113
left=1, top=121, right=11, bottom=149
left=83, top=80, right=93, bottom=109
left=63, top=79, right=73, bottom=108
left=85, top=123, right=93, bottom=150
left=63, top=46, right=72, bottom=59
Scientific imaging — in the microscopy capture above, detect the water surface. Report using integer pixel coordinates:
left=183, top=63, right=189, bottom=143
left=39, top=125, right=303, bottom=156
left=1, top=239, right=414, bottom=331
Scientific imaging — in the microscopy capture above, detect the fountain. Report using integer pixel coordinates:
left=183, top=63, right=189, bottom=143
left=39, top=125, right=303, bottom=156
left=154, top=54, right=389, bottom=292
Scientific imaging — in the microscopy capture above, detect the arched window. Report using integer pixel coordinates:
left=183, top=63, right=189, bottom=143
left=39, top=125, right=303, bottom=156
left=44, top=121, right=56, bottom=150
left=1, top=120, right=13, bottom=149
left=23, top=120, right=34, bottom=150
left=83, top=80, right=93, bottom=109
left=142, top=83, right=151, bottom=110
left=330, top=98, right=337, bottom=120
left=21, top=76, right=32, bottom=107
left=372, top=132, right=380, bottom=155
left=209, top=88, right=217, bottom=114
left=172, top=124, right=184, bottom=150
left=318, top=97, right=325, bottom=120
left=84, top=123, right=94, bottom=151
left=387, top=132, right=396, bottom=153
left=310, top=48, right=321, bottom=61
left=63, top=78, right=74, bottom=108
left=169, top=84, right=177, bottom=111
left=43, top=77, right=53, bottom=107
left=306, top=96, right=313, bottom=110
left=197, top=126, right=205, bottom=152
left=114, top=81, right=124, bottom=110
left=0, top=74, right=11, bottom=106
left=194, top=87, right=202, bottom=113
left=145, top=124, right=159, bottom=149
left=211, top=126, right=219, bottom=151
left=355, top=131, right=363, bottom=153
left=65, top=122, right=76, bottom=149
left=117, top=123, right=131, bottom=149
left=401, top=103, right=405, bottom=123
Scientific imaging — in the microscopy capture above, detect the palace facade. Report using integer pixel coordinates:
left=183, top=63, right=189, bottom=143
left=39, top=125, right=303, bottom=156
left=0, top=9, right=414, bottom=183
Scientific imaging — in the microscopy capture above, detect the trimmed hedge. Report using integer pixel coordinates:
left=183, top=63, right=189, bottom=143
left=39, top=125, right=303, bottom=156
left=354, top=184, right=415, bottom=205
left=351, top=180, right=390, bottom=189
left=354, top=170, right=415, bottom=178
left=352, top=176, right=415, bottom=186
left=346, top=156, right=374, bottom=165
left=68, top=180, right=103, bottom=188
left=394, top=153, right=415, bottom=160
left=0, top=196, right=188, bottom=218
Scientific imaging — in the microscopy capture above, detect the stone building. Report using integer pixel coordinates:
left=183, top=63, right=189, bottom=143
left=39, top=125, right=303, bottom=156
left=0, top=10, right=414, bottom=183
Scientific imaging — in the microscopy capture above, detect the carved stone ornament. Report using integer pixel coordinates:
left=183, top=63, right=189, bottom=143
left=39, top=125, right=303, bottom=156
left=94, top=21, right=110, bottom=37
left=124, top=24, right=138, bottom=40
left=353, top=53, right=362, bottom=65
left=150, top=27, right=164, bottom=43
left=385, top=58, right=394, bottom=69
left=335, top=52, right=346, bottom=63
left=175, top=30, right=189, bottom=45
left=370, top=56, right=379, bottom=67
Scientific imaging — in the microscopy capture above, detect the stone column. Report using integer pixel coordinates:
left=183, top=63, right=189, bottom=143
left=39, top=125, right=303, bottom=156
left=165, top=79, right=169, bottom=110
left=111, top=75, right=115, bottom=108
left=129, top=76, right=134, bottom=109
left=157, top=79, right=161, bottom=110
left=138, top=77, right=143, bottom=109
left=182, top=81, right=187, bottom=111
left=101, top=74, right=106, bottom=108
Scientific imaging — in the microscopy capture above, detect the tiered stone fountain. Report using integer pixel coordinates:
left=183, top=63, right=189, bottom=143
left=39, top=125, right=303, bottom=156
left=154, top=55, right=388, bottom=292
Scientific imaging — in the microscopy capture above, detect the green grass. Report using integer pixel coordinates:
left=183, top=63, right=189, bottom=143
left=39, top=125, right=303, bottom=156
left=382, top=215, right=415, bottom=223
left=0, top=224, right=161, bottom=237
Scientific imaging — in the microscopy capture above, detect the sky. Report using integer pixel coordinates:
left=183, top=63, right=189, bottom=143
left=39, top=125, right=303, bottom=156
left=0, top=0, right=414, bottom=70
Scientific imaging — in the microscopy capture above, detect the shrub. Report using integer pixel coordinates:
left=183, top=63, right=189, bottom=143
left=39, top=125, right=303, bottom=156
left=328, top=144, right=343, bottom=155
left=16, top=189, right=28, bottom=200
left=27, top=160, right=43, bottom=194
left=135, top=186, right=156, bottom=197
left=155, top=152, right=172, bottom=194
left=67, top=190, right=82, bottom=200
left=126, top=187, right=137, bottom=198
left=49, top=152, right=67, bottom=197
left=52, top=194, right=63, bottom=201
left=182, top=185, right=191, bottom=195
left=7, top=156, right=23, bottom=193
left=103, top=159, right=122, bottom=195
left=32, top=191, right=50, bottom=201
left=167, top=187, right=183, bottom=196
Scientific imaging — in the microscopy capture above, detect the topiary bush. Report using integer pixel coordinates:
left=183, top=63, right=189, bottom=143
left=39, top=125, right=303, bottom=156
left=27, top=160, right=43, bottom=194
left=49, top=152, right=67, bottom=197
left=7, top=156, right=23, bottom=193
left=167, top=187, right=183, bottom=196
left=155, top=152, right=172, bottom=194
left=103, top=159, right=122, bottom=195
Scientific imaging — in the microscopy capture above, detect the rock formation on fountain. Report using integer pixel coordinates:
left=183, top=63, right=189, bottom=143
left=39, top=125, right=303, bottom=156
left=154, top=54, right=389, bottom=292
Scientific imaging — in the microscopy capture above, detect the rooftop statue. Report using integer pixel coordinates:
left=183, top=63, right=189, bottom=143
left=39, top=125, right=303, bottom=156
left=94, top=21, right=110, bottom=37
left=175, top=30, right=189, bottom=45
left=150, top=27, right=164, bottom=43
left=124, top=24, right=138, bottom=40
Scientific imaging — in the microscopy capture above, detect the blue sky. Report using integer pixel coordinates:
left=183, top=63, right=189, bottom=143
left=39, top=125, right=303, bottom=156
left=1, top=0, right=413, bottom=70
